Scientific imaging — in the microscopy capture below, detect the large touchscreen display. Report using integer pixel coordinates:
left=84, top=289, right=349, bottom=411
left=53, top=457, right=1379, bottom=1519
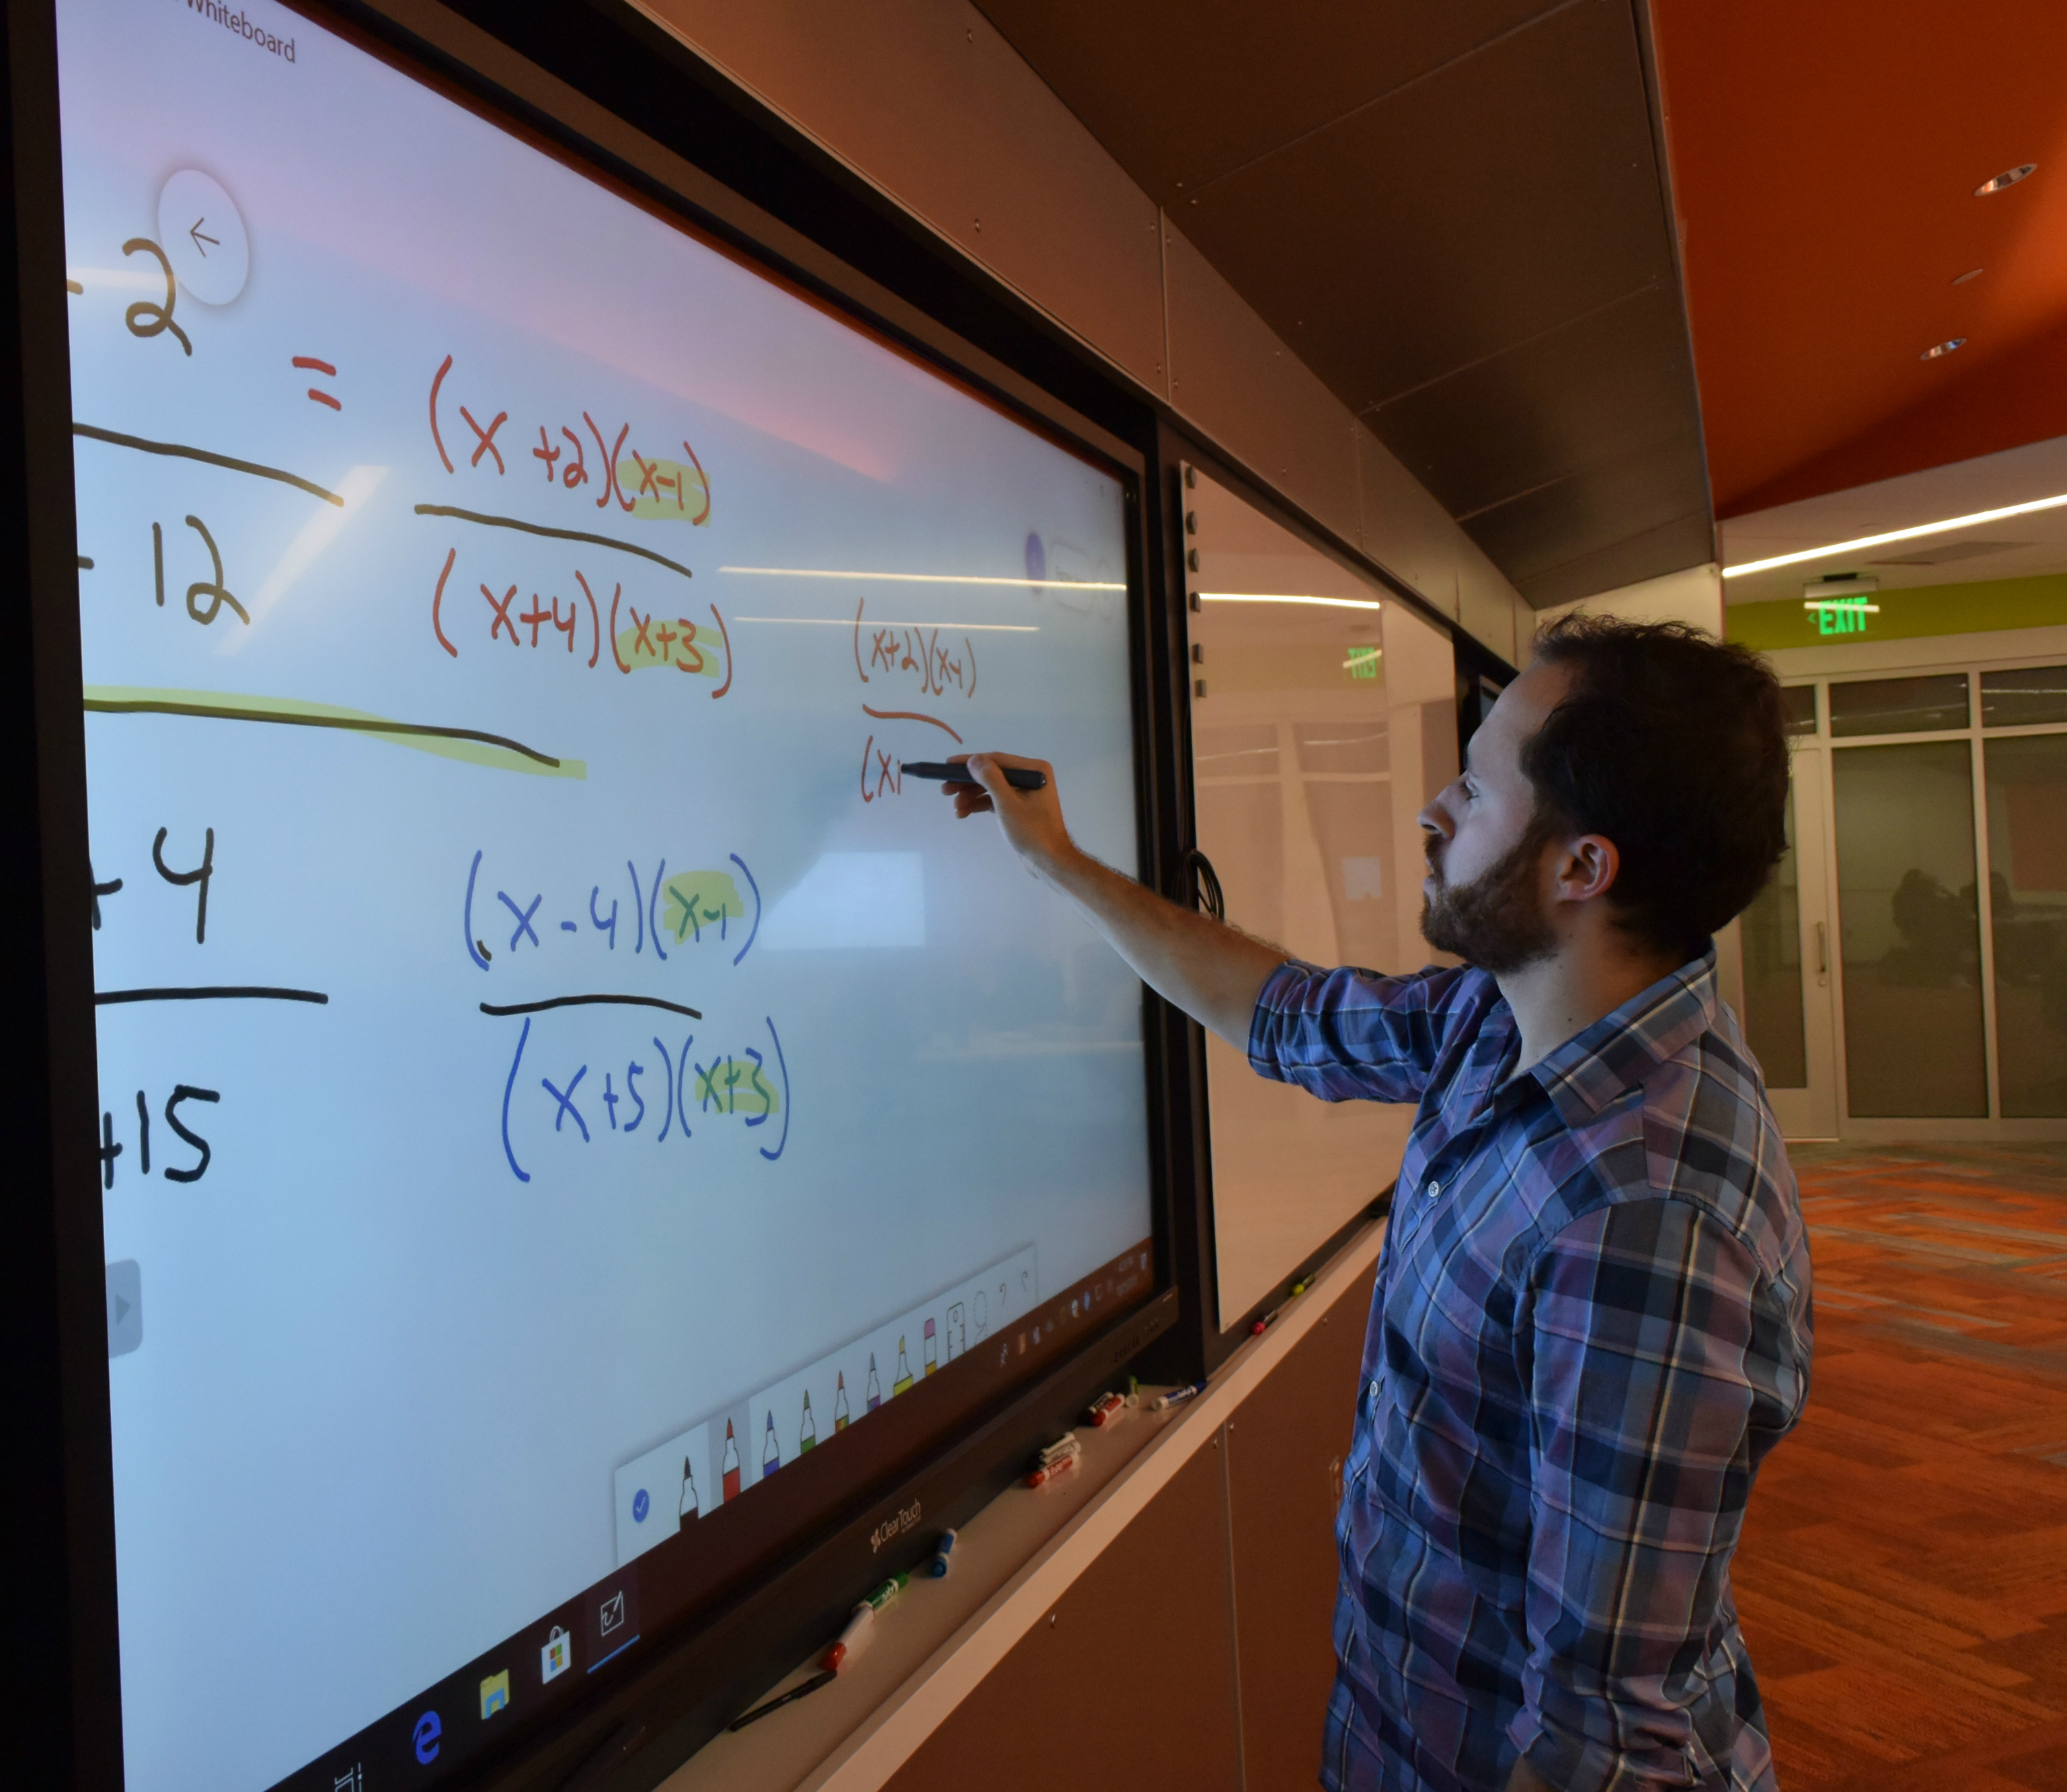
left=58, top=3, right=1152, bottom=1785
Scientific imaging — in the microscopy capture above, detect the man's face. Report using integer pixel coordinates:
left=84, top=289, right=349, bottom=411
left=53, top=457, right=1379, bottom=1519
left=1416, top=660, right=1569, bottom=974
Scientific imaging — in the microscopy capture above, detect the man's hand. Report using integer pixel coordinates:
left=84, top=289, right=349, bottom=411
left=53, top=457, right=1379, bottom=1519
left=947, top=752, right=1075, bottom=884
left=931, top=748, right=1288, bottom=1048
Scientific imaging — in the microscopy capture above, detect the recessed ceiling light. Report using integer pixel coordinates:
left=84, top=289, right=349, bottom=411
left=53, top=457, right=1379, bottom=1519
left=1953, top=268, right=1984, bottom=284
left=1976, top=162, right=2036, bottom=195
left=1920, top=337, right=1967, bottom=360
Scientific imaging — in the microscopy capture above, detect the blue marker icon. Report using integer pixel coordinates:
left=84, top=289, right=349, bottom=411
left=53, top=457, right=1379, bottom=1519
left=632, top=1488, right=650, bottom=1523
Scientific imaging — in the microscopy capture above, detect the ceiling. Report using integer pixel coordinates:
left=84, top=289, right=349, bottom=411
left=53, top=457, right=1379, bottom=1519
left=1720, top=433, right=2067, bottom=608
left=1650, top=0, right=2067, bottom=522
left=974, top=0, right=1715, bottom=608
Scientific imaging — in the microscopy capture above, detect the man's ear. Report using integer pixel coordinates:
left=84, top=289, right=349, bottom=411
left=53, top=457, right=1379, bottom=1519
left=1552, top=833, right=1621, bottom=906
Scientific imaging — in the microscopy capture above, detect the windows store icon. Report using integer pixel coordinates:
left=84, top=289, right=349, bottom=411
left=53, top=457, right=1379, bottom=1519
left=541, top=1625, right=572, bottom=1684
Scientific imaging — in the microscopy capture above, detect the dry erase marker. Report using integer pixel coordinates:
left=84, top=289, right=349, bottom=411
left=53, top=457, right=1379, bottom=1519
left=728, top=1669, right=836, bottom=1731
left=863, top=1570, right=910, bottom=1610
left=927, top=1529, right=958, bottom=1577
left=1087, top=1391, right=1125, bottom=1428
left=1152, top=1380, right=1208, bottom=1412
left=902, top=760, right=1048, bottom=790
left=1025, top=1454, right=1079, bottom=1488
left=821, top=1602, right=874, bottom=1672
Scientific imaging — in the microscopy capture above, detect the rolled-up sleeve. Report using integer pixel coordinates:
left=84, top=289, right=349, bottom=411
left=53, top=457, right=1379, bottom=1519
left=1246, top=960, right=1468, bottom=1106
left=1513, top=1197, right=1793, bottom=1791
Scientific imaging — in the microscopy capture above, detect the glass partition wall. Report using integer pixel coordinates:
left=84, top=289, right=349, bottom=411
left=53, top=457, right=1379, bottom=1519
left=1745, top=658, right=2067, bottom=1134
left=1180, top=465, right=1459, bottom=1324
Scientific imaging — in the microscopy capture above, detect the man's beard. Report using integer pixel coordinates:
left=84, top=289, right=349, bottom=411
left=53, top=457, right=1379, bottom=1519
left=1419, top=816, right=1557, bottom=974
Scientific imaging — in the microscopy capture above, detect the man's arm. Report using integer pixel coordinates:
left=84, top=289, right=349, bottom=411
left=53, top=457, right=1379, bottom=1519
left=950, top=752, right=1286, bottom=1048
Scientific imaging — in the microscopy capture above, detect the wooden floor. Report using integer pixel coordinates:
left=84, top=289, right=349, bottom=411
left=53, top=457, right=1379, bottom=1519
left=1734, top=1142, right=2067, bottom=1792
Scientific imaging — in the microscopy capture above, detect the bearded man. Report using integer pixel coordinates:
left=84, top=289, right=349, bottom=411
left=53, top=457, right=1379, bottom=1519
left=937, top=615, right=1811, bottom=1792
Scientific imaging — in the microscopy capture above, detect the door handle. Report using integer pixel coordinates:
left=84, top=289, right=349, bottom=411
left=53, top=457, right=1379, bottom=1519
left=1815, top=920, right=1828, bottom=983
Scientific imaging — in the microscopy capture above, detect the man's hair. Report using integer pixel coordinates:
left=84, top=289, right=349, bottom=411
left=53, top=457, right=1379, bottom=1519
left=1522, top=613, right=1791, bottom=964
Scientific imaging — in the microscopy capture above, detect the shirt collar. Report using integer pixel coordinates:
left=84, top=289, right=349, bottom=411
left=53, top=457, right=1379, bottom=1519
left=1521, top=946, right=1720, bottom=1126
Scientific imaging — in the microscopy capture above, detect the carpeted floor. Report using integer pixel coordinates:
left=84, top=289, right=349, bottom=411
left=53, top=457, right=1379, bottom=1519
left=1733, top=1142, right=2067, bottom=1792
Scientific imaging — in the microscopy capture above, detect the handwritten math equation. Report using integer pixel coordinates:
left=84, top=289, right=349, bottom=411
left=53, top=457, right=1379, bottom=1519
left=90, top=825, right=225, bottom=1196
left=854, top=598, right=980, bottom=703
left=428, top=547, right=733, bottom=692
left=463, top=850, right=762, bottom=973
left=93, top=823, right=215, bottom=941
left=850, top=596, right=988, bottom=806
left=82, top=514, right=257, bottom=633
left=72, top=233, right=346, bottom=416
left=98, top=1083, right=222, bottom=1190
left=494, top=1011, right=791, bottom=1181
left=428, top=355, right=711, bottom=524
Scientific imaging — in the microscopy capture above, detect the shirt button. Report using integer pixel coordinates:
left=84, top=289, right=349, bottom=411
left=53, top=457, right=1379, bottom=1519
left=1367, top=1379, right=1380, bottom=1402
left=1425, top=1177, right=1442, bottom=1200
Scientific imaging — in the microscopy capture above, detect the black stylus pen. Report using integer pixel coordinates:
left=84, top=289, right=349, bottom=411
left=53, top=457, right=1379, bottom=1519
left=902, top=760, right=1048, bottom=789
left=728, top=1668, right=836, bottom=1731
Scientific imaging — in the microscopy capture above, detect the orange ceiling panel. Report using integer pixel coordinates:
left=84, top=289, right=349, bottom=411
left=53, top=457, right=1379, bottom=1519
left=1651, top=0, right=2067, bottom=517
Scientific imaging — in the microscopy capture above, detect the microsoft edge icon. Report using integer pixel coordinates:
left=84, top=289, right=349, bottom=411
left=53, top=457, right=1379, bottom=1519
left=412, top=1710, right=442, bottom=1764
left=632, top=1487, right=650, bottom=1523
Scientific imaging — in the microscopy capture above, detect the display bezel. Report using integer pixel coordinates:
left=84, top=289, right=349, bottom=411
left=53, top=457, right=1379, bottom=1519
left=9, top=0, right=1192, bottom=1785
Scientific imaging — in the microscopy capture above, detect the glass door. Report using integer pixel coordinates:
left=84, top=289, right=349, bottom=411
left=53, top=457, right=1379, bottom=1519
left=1742, top=692, right=1839, bottom=1136
left=1786, top=660, right=2067, bottom=1136
left=1981, top=668, right=2067, bottom=1116
left=1826, top=673, right=1994, bottom=1120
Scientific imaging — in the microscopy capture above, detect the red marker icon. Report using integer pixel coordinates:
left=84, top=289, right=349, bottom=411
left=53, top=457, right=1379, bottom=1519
left=721, top=1419, right=741, bottom=1501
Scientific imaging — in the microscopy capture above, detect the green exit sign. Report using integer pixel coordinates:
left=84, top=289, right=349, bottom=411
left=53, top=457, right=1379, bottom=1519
left=1344, top=645, right=1380, bottom=680
left=1805, top=596, right=1877, bottom=636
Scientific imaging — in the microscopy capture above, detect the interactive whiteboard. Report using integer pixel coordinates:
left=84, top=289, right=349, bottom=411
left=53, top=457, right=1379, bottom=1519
left=58, top=3, right=1150, bottom=1786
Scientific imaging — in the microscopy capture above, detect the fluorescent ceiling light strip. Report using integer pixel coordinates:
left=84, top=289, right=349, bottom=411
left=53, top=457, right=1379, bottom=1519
left=735, top=617, right=1037, bottom=631
left=1723, top=492, right=2067, bottom=578
left=1802, top=601, right=1881, bottom=613
left=1196, top=591, right=1385, bottom=611
left=721, top=565, right=1123, bottom=590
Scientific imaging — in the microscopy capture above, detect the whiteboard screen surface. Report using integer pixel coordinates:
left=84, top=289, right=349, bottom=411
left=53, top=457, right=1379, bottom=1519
left=56, top=3, right=1150, bottom=1787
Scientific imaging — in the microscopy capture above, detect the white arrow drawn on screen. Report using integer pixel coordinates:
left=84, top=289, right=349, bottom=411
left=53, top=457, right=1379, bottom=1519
left=188, top=217, right=219, bottom=256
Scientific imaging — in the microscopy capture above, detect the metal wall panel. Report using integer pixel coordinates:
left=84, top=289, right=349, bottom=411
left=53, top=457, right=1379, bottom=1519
left=973, top=0, right=1554, bottom=208
left=1174, top=0, right=1673, bottom=411
left=1163, top=217, right=1363, bottom=552
left=632, top=0, right=1530, bottom=655
left=882, top=1436, right=1244, bottom=1792
left=1226, top=1261, right=1378, bottom=1792
left=1460, top=551, right=1528, bottom=666
left=635, top=0, right=1169, bottom=393
left=1353, top=418, right=1464, bottom=623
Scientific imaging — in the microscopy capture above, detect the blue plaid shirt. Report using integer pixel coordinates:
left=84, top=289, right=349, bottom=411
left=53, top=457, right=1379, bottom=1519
left=1249, top=951, right=1810, bottom=1792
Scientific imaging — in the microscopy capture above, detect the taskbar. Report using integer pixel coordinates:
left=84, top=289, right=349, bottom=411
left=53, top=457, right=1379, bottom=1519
left=283, top=1237, right=1155, bottom=1792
